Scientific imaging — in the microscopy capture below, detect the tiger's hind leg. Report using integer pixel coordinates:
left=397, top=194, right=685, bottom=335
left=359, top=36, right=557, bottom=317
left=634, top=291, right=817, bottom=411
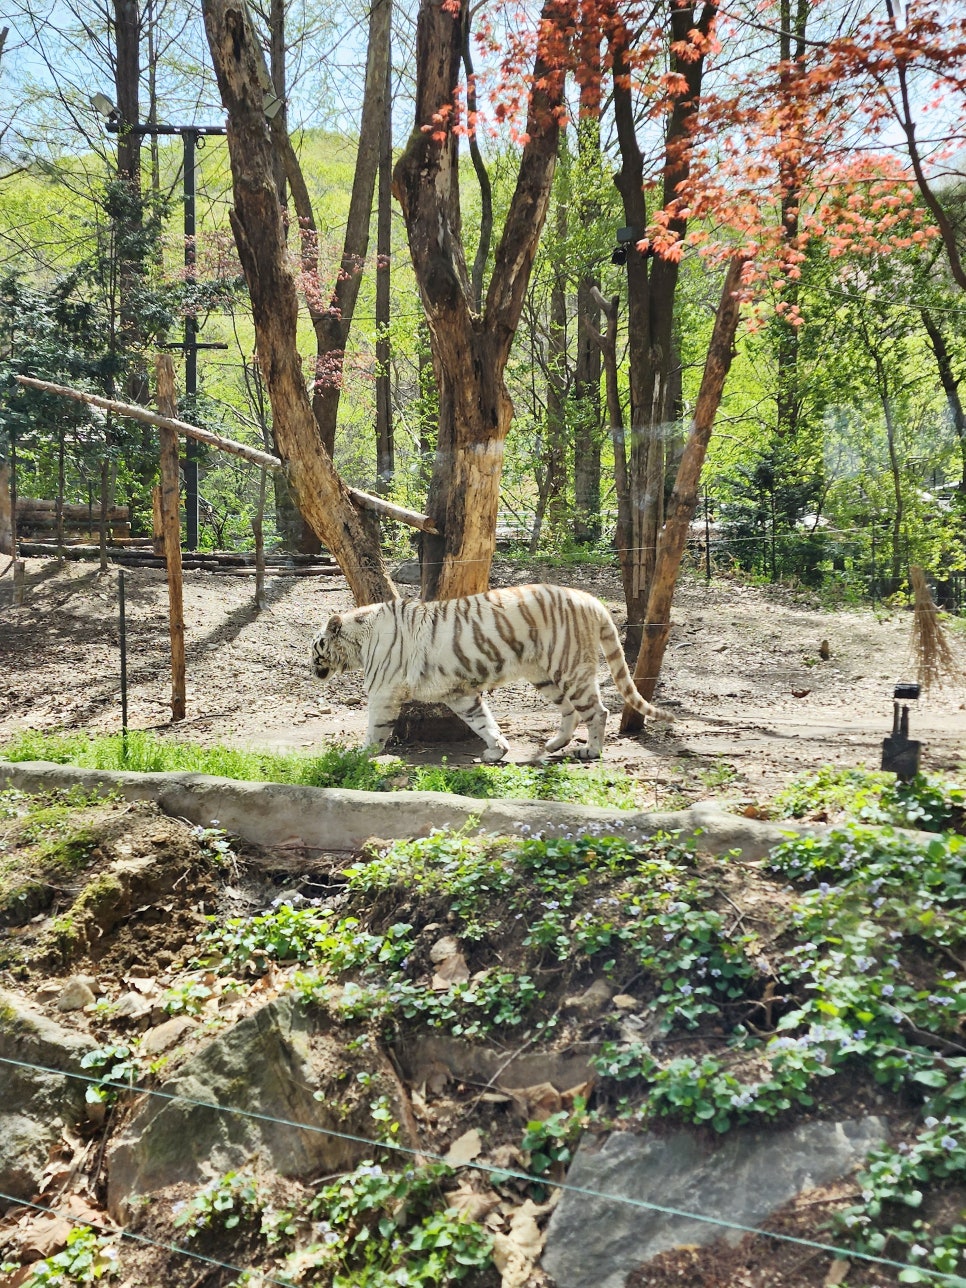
left=561, top=670, right=609, bottom=761
left=446, top=694, right=510, bottom=762
left=532, top=678, right=580, bottom=753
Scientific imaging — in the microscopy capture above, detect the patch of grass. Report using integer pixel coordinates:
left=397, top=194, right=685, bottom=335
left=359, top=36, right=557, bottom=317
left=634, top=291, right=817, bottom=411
left=0, top=788, right=107, bottom=935
left=0, top=731, right=646, bottom=808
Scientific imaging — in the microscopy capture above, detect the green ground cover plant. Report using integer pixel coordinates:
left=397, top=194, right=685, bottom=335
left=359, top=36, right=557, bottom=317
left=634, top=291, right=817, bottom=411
left=773, top=765, right=966, bottom=833
left=0, top=731, right=645, bottom=809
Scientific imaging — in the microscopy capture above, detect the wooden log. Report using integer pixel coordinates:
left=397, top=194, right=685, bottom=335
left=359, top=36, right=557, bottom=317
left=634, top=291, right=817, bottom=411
left=14, top=376, right=440, bottom=536
left=16, top=512, right=131, bottom=536
left=16, top=499, right=130, bottom=520
left=155, top=356, right=187, bottom=724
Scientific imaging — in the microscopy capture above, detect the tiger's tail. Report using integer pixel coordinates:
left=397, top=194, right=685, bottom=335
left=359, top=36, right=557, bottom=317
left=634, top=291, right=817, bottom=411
left=598, top=611, right=674, bottom=722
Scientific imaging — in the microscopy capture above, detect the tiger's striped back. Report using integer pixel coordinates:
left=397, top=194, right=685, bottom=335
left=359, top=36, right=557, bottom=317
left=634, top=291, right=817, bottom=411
left=310, top=583, right=671, bottom=761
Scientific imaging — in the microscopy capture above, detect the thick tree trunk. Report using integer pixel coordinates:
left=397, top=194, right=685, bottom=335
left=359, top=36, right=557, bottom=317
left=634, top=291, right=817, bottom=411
left=621, top=257, right=745, bottom=730
left=201, top=0, right=395, bottom=605
left=393, top=0, right=566, bottom=600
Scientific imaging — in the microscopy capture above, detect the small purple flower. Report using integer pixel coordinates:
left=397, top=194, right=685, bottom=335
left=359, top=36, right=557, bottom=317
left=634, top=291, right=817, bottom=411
left=941, top=1135, right=958, bottom=1151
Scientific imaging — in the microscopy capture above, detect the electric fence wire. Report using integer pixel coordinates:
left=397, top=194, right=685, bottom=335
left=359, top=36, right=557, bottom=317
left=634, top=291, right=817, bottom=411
left=1, top=1052, right=964, bottom=1285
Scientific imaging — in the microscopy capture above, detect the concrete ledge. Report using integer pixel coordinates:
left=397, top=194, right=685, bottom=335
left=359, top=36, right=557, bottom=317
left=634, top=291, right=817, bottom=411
left=0, top=759, right=805, bottom=860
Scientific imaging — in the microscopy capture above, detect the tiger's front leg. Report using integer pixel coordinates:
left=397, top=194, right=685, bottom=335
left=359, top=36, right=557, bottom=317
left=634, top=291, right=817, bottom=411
left=365, top=693, right=403, bottom=752
left=446, top=694, right=510, bottom=762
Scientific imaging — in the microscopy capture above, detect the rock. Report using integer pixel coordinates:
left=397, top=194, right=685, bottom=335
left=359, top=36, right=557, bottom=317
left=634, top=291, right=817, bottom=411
left=0, top=989, right=95, bottom=1209
left=140, top=1016, right=199, bottom=1056
left=114, top=991, right=153, bottom=1021
left=107, top=995, right=393, bottom=1219
left=393, top=559, right=422, bottom=585
left=396, top=1035, right=595, bottom=1093
left=429, top=935, right=462, bottom=963
left=541, top=1118, right=888, bottom=1288
left=55, top=977, right=96, bottom=1012
left=561, top=978, right=614, bottom=1018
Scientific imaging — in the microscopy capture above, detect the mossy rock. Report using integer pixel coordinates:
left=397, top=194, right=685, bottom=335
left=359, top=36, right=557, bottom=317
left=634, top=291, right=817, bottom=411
left=0, top=879, right=55, bottom=927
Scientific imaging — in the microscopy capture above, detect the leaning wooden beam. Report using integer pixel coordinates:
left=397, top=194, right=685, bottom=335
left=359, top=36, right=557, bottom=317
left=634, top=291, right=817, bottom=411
left=15, top=375, right=440, bottom=535
left=16, top=375, right=283, bottom=470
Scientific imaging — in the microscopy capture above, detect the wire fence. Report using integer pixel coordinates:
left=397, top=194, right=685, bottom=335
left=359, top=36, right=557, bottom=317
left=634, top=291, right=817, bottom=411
left=1, top=1051, right=965, bottom=1285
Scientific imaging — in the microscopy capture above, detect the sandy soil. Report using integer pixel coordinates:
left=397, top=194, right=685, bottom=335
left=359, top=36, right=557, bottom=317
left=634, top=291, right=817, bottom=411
left=1, top=554, right=964, bottom=803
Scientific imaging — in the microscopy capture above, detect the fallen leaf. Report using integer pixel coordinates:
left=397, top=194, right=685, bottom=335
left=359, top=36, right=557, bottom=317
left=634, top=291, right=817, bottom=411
left=445, top=1183, right=501, bottom=1223
left=501, top=1082, right=562, bottom=1121
left=491, top=1199, right=553, bottom=1288
left=431, top=951, right=470, bottom=990
left=791, top=688, right=811, bottom=698
left=444, top=1127, right=483, bottom=1166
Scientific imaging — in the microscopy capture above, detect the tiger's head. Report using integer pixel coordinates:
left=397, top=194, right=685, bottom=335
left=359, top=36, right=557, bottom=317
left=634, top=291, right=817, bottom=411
left=310, top=610, right=367, bottom=681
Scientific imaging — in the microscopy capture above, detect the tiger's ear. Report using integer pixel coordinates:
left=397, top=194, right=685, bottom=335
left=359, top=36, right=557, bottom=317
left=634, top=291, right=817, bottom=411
left=326, top=614, right=343, bottom=637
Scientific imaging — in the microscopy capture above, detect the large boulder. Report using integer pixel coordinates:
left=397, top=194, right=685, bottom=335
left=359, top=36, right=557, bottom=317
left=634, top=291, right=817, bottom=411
left=541, top=1118, right=888, bottom=1288
left=0, top=989, right=95, bottom=1209
left=107, top=994, right=396, bottom=1219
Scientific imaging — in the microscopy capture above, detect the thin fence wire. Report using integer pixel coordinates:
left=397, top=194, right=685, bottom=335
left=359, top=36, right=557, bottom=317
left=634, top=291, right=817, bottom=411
left=1, top=1052, right=964, bottom=1284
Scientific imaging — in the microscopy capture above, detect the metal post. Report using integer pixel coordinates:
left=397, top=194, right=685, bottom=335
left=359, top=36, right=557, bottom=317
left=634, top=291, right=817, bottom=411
left=182, top=128, right=199, bottom=552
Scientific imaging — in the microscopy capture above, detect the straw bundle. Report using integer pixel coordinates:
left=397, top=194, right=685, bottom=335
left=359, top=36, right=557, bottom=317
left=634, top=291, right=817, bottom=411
left=910, top=565, right=961, bottom=693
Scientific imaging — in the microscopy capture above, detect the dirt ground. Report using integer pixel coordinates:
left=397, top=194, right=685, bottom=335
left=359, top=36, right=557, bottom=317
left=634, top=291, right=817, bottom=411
left=1, top=554, right=964, bottom=802
left=2, top=555, right=964, bottom=1288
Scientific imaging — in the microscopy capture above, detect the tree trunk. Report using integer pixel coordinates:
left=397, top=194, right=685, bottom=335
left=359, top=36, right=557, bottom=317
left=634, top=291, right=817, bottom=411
left=268, top=0, right=288, bottom=208
left=574, top=272, right=602, bottom=544
left=202, top=0, right=395, bottom=606
left=621, top=257, right=745, bottom=730
left=573, top=34, right=603, bottom=545
left=308, top=0, right=392, bottom=457
left=392, top=0, right=566, bottom=600
left=545, top=185, right=570, bottom=540
left=587, top=288, right=636, bottom=647
left=775, top=0, right=809, bottom=440
left=921, top=307, right=966, bottom=493
left=114, top=0, right=149, bottom=410
left=608, top=0, right=716, bottom=638
left=375, top=52, right=394, bottom=493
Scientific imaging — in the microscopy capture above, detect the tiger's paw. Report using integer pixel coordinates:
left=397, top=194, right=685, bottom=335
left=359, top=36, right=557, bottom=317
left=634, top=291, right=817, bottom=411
left=482, top=741, right=510, bottom=763
left=572, top=745, right=602, bottom=761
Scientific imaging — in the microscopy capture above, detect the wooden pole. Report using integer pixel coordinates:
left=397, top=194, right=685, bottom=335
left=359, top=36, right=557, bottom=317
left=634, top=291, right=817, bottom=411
left=621, top=256, right=747, bottom=732
left=0, top=462, right=12, bottom=556
left=154, top=356, right=187, bottom=722
left=15, top=375, right=440, bottom=536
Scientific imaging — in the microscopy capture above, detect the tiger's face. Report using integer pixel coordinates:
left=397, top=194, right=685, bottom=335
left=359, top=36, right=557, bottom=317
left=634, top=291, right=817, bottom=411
left=310, top=613, right=361, bottom=681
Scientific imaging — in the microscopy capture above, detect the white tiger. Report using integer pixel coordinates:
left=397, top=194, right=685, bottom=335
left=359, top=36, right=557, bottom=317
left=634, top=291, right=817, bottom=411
left=309, top=583, right=671, bottom=761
